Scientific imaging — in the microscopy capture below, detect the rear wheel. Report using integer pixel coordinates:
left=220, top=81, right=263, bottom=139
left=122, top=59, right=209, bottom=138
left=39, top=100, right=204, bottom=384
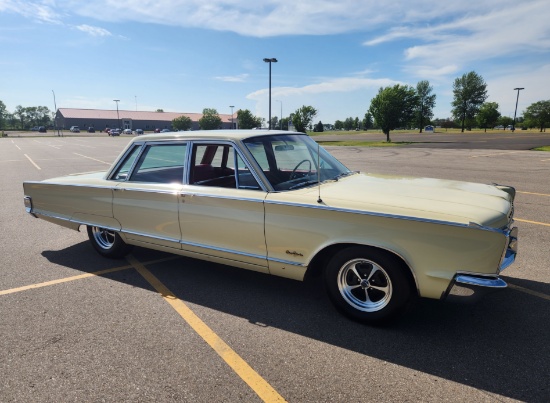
left=87, top=226, right=133, bottom=259
left=325, top=246, right=413, bottom=324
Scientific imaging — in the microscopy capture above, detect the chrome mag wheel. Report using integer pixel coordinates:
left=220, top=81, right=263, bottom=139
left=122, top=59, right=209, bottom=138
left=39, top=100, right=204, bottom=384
left=337, top=258, right=393, bottom=312
left=91, top=226, right=116, bottom=250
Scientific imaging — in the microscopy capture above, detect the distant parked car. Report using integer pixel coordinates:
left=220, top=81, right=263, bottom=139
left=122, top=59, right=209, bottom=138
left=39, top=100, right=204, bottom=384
left=31, top=126, right=39, bottom=131
left=154, top=128, right=161, bottom=133
left=87, top=127, right=95, bottom=133
left=135, top=129, right=144, bottom=135
left=109, top=129, right=120, bottom=136
left=506, top=125, right=514, bottom=130
left=160, top=128, right=171, bottom=133
left=70, top=126, right=80, bottom=133
left=123, top=129, right=132, bottom=135
left=494, top=125, right=504, bottom=130
left=425, top=125, right=434, bottom=132
left=38, top=126, right=47, bottom=133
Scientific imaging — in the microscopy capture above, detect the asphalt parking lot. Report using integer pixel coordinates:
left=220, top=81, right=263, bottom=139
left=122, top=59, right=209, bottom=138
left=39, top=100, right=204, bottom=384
left=1, top=135, right=549, bottom=402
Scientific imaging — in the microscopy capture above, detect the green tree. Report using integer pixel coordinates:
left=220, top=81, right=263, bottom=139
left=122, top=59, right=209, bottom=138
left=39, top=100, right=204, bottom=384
left=199, top=108, right=222, bottom=130
left=415, top=80, right=436, bottom=133
left=0, top=100, right=7, bottom=129
left=172, top=115, right=193, bottom=131
left=237, top=109, right=262, bottom=129
left=451, top=71, right=488, bottom=132
left=524, top=100, right=550, bottom=132
left=13, top=105, right=26, bottom=129
left=363, top=112, right=373, bottom=131
left=476, top=102, right=501, bottom=132
left=369, top=84, right=418, bottom=142
left=291, top=105, right=317, bottom=133
left=269, top=116, right=279, bottom=130
left=314, top=121, right=324, bottom=132
left=334, top=120, right=344, bottom=130
left=280, top=117, right=290, bottom=131
left=497, top=116, right=514, bottom=127
left=156, top=109, right=164, bottom=112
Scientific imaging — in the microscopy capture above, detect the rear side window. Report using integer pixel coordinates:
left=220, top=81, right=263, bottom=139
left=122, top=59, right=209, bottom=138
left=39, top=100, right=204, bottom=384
left=129, top=144, right=187, bottom=184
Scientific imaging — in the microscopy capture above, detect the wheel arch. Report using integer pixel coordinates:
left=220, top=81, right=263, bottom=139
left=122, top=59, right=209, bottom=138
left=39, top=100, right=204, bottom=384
left=305, top=243, right=419, bottom=296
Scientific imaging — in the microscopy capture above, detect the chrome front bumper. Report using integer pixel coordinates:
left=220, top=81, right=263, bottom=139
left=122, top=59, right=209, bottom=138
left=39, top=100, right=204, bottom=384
left=444, top=226, right=518, bottom=301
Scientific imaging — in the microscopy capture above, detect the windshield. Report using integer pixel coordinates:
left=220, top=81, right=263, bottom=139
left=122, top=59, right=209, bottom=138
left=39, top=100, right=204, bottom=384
left=243, top=134, right=352, bottom=191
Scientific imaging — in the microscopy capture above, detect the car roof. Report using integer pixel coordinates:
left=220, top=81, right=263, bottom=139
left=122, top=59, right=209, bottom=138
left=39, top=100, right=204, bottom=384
left=131, top=129, right=304, bottom=143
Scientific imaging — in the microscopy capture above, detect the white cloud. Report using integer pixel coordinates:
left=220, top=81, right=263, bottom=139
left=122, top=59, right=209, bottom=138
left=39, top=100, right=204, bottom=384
left=247, top=76, right=398, bottom=101
left=367, top=1, right=550, bottom=71
left=0, top=0, right=62, bottom=24
left=75, top=24, right=112, bottom=37
left=214, top=74, right=249, bottom=82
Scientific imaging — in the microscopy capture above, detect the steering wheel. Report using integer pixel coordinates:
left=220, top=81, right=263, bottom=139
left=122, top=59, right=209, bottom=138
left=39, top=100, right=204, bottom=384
left=289, top=159, right=312, bottom=180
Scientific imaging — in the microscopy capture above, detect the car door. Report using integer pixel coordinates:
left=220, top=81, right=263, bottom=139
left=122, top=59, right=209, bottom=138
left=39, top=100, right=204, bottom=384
left=178, top=142, right=269, bottom=273
left=112, top=142, right=187, bottom=249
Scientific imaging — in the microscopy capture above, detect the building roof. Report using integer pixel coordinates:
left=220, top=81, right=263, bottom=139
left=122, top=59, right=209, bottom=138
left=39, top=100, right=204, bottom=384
left=58, top=108, right=235, bottom=122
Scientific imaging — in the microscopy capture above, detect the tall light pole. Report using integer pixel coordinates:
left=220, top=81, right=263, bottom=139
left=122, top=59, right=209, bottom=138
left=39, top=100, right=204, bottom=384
left=229, top=105, right=234, bottom=129
left=276, top=100, right=282, bottom=130
left=263, top=58, right=277, bottom=129
left=113, top=99, right=120, bottom=129
left=512, top=87, right=524, bottom=132
left=52, top=90, right=61, bottom=136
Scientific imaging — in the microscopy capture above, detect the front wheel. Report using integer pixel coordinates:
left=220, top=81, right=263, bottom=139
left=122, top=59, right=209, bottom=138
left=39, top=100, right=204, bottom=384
left=87, top=226, right=133, bottom=259
left=324, top=247, right=414, bottom=324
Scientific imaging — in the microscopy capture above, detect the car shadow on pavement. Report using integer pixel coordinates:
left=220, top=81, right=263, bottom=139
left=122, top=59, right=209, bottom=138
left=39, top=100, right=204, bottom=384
left=42, top=243, right=549, bottom=402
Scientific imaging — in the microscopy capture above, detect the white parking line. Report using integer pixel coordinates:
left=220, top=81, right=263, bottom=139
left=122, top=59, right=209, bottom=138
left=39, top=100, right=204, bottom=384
left=73, top=152, right=111, bottom=165
left=469, top=151, right=523, bottom=158
left=32, top=139, right=62, bottom=149
left=24, top=154, right=41, bottom=170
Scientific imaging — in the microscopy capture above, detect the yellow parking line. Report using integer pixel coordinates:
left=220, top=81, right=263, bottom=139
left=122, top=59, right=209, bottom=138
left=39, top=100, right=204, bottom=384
left=515, top=218, right=550, bottom=227
left=0, top=256, right=179, bottom=296
left=128, top=255, right=286, bottom=403
left=517, top=191, right=550, bottom=197
left=24, top=154, right=41, bottom=170
left=0, top=266, right=132, bottom=296
left=74, top=152, right=111, bottom=165
left=508, top=283, right=550, bottom=301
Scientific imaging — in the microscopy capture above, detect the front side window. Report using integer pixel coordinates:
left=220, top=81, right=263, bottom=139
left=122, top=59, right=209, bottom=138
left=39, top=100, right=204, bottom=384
left=111, top=145, right=142, bottom=181
left=129, top=143, right=187, bottom=184
left=243, top=134, right=352, bottom=191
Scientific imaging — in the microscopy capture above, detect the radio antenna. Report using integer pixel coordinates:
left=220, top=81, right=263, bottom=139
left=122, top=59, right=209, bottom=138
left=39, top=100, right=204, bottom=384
left=317, top=142, right=323, bottom=203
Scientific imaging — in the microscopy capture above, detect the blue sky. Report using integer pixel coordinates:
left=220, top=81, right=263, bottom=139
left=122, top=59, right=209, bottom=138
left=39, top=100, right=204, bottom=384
left=1, top=0, right=549, bottom=125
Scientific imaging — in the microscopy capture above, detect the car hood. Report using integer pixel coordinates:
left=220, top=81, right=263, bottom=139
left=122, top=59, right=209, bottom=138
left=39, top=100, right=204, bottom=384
left=294, top=173, right=513, bottom=229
